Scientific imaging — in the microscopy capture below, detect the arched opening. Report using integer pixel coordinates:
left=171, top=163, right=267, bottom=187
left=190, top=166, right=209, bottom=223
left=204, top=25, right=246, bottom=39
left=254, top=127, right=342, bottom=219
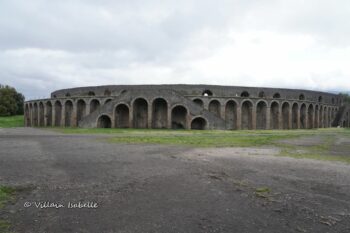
left=54, top=101, right=62, bottom=126
left=299, top=94, right=305, bottom=100
left=256, top=101, right=267, bottom=130
left=318, top=96, right=323, bottom=102
left=105, top=99, right=112, bottom=104
left=65, top=93, right=71, bottom=97
left=193, top=99, right=204, bottom=108
left=241, top=101, right=253, bottom=130
left=328, top=108, right=331, bottom=127
left=64, top=100, right=73, bottom=127
left=104, top=89, right=111, bottom=96
left=39, top=102, right=45, bottom=127
left=300, top=104, right=307, bottom=129
left=152, top=98, right=168, bottom=129
left=46, top=101, right=52, bottom=126
left=133, top=98, right=148, bottom=128
left=292, top=103, right=298, bottom=129
left=90, top=99, right=100, bottom=113
left=191, top=117, right=207, bottom=130
left=308, top=104, right=314, bottom=129
left=225, top=100, right=237, bottom=130
left=241, top=91, right=250, bottom=98
left=315, top=106, right=319, bottom=128
left=273, top=93, right=281, bottom=99
left=282, top=102, right=290, bottom=129
left=171, top=106, right=187, bottom=129
left=120, top=90, right=127, bottom=95
left=202, top=90, right=213, bottom=97
left=77, top=99, right=86, bottom=125
left=97, top=115, right=112, bottom=128
left=258, top=91, right=265, bottom=98
left=25, top=104, right=30, bottom=127
left=208, top=100, right=220, bottom=117
left=270, top=102, right=280, bottom=129
left=115, top=104, right=129, bottom=128
left=88, top=91, right=95, bottom=96
left=33, top=103, right=38, bottom=126
left=332, top=98, right=335, bottom=104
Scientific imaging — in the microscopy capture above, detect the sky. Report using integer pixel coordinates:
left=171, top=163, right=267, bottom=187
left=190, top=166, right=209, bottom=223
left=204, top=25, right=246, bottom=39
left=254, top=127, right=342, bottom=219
left=0, top=0, right=350, bottom=100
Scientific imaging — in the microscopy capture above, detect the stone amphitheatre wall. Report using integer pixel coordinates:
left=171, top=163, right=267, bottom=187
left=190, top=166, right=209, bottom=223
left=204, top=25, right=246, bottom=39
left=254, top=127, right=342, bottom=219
left=24, top=85, right=348, bottom=130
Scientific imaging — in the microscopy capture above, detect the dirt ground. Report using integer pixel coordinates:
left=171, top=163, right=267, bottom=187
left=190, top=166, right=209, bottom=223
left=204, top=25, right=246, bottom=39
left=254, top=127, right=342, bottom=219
left=0, top=128, right=349, bottom=233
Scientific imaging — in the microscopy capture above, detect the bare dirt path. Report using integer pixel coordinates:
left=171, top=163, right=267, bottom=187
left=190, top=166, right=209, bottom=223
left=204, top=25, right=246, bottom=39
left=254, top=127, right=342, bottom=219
left=0, top=128, right=349, bottom=233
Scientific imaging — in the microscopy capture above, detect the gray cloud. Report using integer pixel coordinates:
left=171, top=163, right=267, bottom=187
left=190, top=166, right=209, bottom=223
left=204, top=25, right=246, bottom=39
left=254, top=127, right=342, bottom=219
left=0, top=0, right=349, bottom=99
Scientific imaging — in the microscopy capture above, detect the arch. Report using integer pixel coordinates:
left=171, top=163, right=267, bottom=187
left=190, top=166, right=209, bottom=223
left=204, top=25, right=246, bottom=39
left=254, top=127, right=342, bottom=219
left=191, top=117, right=207, bottom=130
left=300, top=104, right=307, bottom=129
left=88, top=91, right=95, bottom=96
left=292, top=103, right=298, bottom=129
left=90, top=99, right=100, bottom=113
left=46, top=101, right=52, bottom=126
left=270, top=102, right=280, bottom=129
left=39, top=102, right=45, bottom=127
left=171, top=105, right=187, bottom=129
left=299, top=94, right=305, bottom=100
left=225, top=100, right=237, bottom=130
left=152, top=98, right=168, bottom=129
left=241, top=101, right=253, bottom=130
left=273, top=93, right=281, bottom=99
left=25, top=104, right=30, bottom=127
left=54, top=101, right=62, bottom=126
left=328, top=108, right=331, bottom=127
left=208, top=100, right=220, bottom=117
left=307, top=104, right=314, bottom=129
left=282, top=102, right=290, bottom=129
left=104, top=89, right=111, bottom=96
left=241, top=91, right=250, bottom=98
left=33, top=103, right=38, bottom=126
left=193, top=99, right=204, bottom=108
left=133, top=98, right=148, bottom=128
left=77, top=99, right=86, bottom=125
left=64, top=100, right=73, bottom=127
left=202, top=90, right=213, bottom=97
left=258, top=91, right=265, bottom=98
left=115, top=104, right=129, bottom=128
left=318, top=96, right=323, bottom=103
left=314, top=105, right=319, bottom=128
left=97, top=115, right=112, bottom=128
left=105, top=99, right=112, bottom=104
left=256, top=101, right=267, bottom=130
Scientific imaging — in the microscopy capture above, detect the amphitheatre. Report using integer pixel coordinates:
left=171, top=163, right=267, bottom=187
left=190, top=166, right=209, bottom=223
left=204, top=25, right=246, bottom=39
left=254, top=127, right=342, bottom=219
left=24, top=84, right=350, bottom=129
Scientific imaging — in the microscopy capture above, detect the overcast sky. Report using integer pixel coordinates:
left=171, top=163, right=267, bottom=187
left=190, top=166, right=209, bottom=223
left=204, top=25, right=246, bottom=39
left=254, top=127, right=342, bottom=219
left=1, top=0, right=350, bottom=100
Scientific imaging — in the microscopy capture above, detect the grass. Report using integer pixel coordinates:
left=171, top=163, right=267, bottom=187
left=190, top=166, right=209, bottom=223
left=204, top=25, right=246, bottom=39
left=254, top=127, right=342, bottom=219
left=0, top=186, right=16, bottom=209
left=51, top=127, right=350, bottom=164
left=0, top=115, right=24, bottom=128
left=0, top=186, right=17, bottom=233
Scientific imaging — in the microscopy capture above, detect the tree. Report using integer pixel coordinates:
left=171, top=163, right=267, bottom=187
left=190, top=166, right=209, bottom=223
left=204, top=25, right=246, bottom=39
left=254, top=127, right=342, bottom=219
left=0, top=84, right=25, bottom=116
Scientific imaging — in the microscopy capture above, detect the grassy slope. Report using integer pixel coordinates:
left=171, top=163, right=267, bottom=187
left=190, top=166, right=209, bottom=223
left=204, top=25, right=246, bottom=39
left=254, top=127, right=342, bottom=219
left=0, top=115, right=24, bottom=128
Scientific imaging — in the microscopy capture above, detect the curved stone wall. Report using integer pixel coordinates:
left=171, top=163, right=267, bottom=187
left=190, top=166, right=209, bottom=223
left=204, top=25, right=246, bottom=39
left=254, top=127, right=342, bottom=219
left=24, top=85, right=348, bottom=130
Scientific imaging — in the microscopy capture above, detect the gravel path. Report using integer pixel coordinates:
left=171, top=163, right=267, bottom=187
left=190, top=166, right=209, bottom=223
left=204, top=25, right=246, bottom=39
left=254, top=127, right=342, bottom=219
left=0, top=128, right=349, bottom=233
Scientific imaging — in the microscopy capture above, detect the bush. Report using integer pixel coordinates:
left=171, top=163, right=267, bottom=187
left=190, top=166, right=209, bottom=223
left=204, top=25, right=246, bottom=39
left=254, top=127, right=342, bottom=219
left=0, top=85, right=25, bottom=116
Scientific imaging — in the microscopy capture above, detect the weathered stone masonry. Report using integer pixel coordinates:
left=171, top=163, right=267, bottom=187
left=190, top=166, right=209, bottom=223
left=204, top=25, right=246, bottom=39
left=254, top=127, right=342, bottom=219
left=24, top=85, right=349, bottom=130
